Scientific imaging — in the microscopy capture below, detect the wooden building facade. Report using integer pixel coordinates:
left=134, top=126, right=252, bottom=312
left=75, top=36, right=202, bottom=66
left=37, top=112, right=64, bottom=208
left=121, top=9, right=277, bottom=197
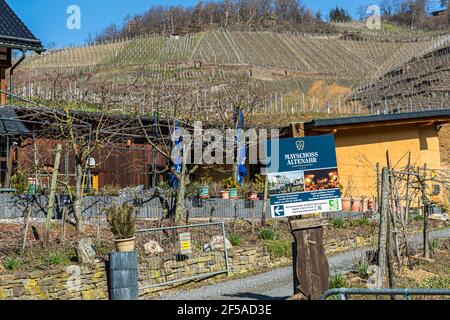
left=285, top=110, right=450, bottom=201
left=0, top=106, right=168, bottom=191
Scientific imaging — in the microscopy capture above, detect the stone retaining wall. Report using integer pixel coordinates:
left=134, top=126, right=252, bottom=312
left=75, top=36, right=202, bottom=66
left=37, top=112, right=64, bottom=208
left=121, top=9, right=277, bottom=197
left=0, top=245, right=291, bottom=300
left=0, top=233, right=375, bottom=300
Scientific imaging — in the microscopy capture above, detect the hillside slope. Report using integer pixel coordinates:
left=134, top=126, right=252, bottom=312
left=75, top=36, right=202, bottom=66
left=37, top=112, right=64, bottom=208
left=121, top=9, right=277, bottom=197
left=20, top=31, right=436, bottom=91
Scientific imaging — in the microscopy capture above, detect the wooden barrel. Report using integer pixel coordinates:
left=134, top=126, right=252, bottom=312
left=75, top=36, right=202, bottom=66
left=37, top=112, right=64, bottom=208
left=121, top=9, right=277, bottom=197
left=108, top=252, right=139, bottom=300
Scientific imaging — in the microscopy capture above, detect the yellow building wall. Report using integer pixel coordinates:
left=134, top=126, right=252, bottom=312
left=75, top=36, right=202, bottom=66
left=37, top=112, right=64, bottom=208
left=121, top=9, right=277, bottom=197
left=335, top=124, right=441, bottom=198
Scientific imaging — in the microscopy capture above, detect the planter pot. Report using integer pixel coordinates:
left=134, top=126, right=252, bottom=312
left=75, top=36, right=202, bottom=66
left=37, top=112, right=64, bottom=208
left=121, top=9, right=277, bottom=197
left=198, top=186, right=210, bottom=199
left=368, top=199, right=375, bottom=211
left=341, top=197, right=351, bottom=211
left=114, top=237, right=136, bottom=253
left=352, top=198, right=363, bottom=213
left=247, top=192, right=258, bottom=200
left=362, top=199, right=369, bottom=213
left=221, top=190, right=229, bottom=200
left=228, top=188, right=238, bottom=199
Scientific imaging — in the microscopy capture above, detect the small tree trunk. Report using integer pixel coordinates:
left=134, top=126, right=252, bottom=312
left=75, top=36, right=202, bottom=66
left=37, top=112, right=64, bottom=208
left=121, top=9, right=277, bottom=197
left=251, top=201, right=256, bottom=235
left=61, top=207, right=66, bottom=243
left=73, top=164, right=84, bottom=234
left=174, top=159, right=188, bottom=225
left=209, top=206, right=215, bottom=223
left=45, top=144, right=62, bottom=246
left=261, top=174, right=269, bottom=227
left=22, top=205, right=31, bottom=253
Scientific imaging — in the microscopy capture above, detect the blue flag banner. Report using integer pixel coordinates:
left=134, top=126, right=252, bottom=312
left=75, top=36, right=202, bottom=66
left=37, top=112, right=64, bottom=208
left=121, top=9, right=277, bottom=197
left=265, top=135, right=342, bottom=218
left=235, top=111, right=247, bottom=185
left=169, top=120, right=182, bottom=189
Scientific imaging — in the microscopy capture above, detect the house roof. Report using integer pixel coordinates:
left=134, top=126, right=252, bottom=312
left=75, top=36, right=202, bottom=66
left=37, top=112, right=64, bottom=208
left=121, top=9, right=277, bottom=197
left=0, top=0, right=44, bottom=52
left=0, top=107, right=30, bottom=136
left=0, top=105, right=173, bottom=139
left=303, top=109, right=450, bottom=131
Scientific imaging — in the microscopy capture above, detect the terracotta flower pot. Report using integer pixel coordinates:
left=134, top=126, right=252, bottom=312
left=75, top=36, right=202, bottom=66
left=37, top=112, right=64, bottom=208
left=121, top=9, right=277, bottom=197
left=341, top=197, right=351, bottom=211
left=221, top=190, right=229, bottom=200
left=247, top=192, right=258, bottom=200
left=114, top=237, right=136, bottom=253
left=362, top=199, right=369, bottom=213
left=352, top=198, right=363, bottom=213
left=368, top=199, right=375, bottom=211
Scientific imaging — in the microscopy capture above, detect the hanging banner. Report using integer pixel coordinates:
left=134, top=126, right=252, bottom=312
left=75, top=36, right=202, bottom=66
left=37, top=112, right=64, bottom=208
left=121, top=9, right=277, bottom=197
left=266, top=135, right=341, bottom=218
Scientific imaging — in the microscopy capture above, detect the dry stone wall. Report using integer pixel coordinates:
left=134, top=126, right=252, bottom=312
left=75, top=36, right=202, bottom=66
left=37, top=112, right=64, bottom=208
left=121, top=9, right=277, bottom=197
left=0, top=245, right=291, bottom=300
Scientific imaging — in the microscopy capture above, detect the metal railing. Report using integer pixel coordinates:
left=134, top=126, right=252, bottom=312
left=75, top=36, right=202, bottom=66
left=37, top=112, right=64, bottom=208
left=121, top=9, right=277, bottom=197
left=135, top=221, right=231, bottom=290
left=321, top=288, right=450, bottom=300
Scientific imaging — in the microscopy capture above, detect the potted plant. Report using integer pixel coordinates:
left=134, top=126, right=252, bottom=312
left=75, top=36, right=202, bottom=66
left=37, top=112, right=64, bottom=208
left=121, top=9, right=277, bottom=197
left=197, top=176, right=211, bottom=199
left=106, top=202, right=137, bottom=252
left=239, top=182, right=254, bottom=200
left=250, top=174, right=265, bottom=200
left=209, top=181, right=222, bottom=198
left=223, top=177, right=239, bottom=199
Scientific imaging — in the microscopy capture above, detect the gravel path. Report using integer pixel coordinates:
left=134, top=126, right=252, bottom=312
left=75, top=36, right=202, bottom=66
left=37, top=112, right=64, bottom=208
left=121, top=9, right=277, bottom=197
left=156, top=227, right=450, bottom=300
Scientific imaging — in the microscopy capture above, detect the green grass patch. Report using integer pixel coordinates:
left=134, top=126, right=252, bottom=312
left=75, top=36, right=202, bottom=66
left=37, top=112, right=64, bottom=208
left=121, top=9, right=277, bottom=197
left=45, top=251, right=71, bottom=266
left=329, top=273, right=349, bottom=289
left=3, top=256, right=22, bottom=272
left=258, top=228, right=280, bottom=240
left=429, top=239, right=443, bottom=256
left=355, top=262, right=370, bottom=279
left=420, top=276, right=450, bottom=289
left=229, top=233, right=242, bottom=247
left=332, top=217, right=346, bottom=229
left=264, top=240, right=291, bottom=258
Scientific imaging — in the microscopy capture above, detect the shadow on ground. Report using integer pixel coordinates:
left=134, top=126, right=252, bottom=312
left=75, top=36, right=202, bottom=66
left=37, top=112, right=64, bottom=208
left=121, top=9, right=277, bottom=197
left=223, top=292, right=289, bottom=300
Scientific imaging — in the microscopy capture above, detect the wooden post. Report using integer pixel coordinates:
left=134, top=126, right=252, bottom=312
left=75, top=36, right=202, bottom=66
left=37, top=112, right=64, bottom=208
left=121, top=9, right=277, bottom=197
left=0, top=68, right=6, bottom=105
left=209, top=206, right=215, bottom=223
left=290, top=218, right=329, bottom=300
left=386, top=207, right=396, bottom=291
left=403, top=153, right=414, bottom=269
left=233, top=203, right=238, bottom=234
left=251, top=200, right=256, bottom=235
left=45, top=144, right=62, bottom=246
left=377, top=167, right=389, bottom=289
left=386, top=152, right=402, bottom=270
left=376, top=163, right=381, bottom=212
left=422, top=164, right=430, bottom=258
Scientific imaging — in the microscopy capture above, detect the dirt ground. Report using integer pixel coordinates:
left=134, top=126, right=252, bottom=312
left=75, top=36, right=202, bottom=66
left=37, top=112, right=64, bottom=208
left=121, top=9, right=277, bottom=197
left=336, top=239, right=450, bottom=300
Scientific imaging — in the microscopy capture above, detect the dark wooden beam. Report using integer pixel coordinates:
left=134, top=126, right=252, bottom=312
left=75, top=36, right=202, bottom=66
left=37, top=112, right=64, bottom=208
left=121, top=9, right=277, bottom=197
left=0, top=68, right=6, bottom=106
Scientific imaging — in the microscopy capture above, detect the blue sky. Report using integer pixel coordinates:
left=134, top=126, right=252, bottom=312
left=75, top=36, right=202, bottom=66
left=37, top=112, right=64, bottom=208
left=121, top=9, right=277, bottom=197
left=7, top=0, right=445, bottom=48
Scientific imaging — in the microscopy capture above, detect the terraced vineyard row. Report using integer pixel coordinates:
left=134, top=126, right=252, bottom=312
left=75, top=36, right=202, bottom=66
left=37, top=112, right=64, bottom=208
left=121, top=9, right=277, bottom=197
left=351, top=44, right=450, bottom=112
left=22, top=33, right=203, bottom=70
left=193, top=31, right=434, bottom=80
